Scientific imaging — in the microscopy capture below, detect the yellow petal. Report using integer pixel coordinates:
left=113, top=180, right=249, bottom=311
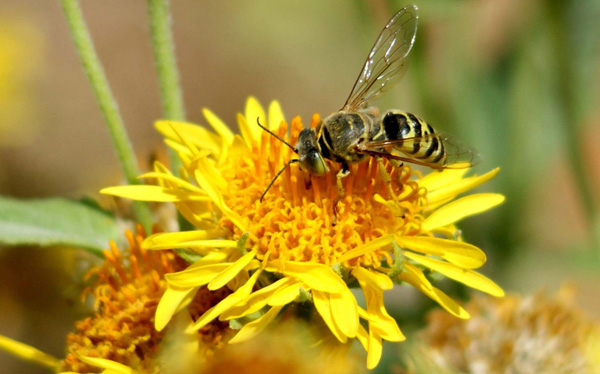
left=357, top=280, right=404, bottom=342
left=419, top=168, right=469, bottom=191
left=191, top=153, right=227, bottom=190
left=161, top=240, right=238, bottom=251
left=0, top=335, right=60, bottom=369
left=175, top=201, right=219, bottom=229
left=423, top=193, right=505, bottom=231
left=352, top=267, right=393, bottom=291
left=177, top=151, right=193, bottom=168
left=137, top=172, right=206, bottom=194
left=330, top=288, right=359, bottom=338
left=193, top=169, right=248, bottom=231
left=158, top=141, right=191, bottom=162
left=153, top=160, right=172, bottom=174
left=101, top=185, right=207, bottom=202
left=186, top=251, right=235, bottom=267
left=426, top=168, right=500, bottom=205
left=268, top=282, right=301, bottom=306
left=338, top=235, right=395, bottom=263
left=366, top=329, right=383, bottom=370
left=245, top=96, right=266, bottom=142
left=186, top=270, right=262, bottom=333
left=155, top=286, right=199, bottom=331
left=313, top=290, right=347, bottom=343
left=395, top=236, right=486, bottom=269
left=155, top=120, right=221, bottom=155
left=208, top=251, right=256, bottom=290
left=220, top=277, right=293, bottom=320
left=356, top=324, right=369, bottom=352
left=370, top=315, right=405, bottom=343
left=227, top=134, right=249, bottom=160
left=202, top=108, right=234, bottom=145
left=235, top=114, right=252, bottom=149
left=266, top=260, right=346, bottom=293
left=399, top=263, right=470, bottom=319
left=426, top=196, right=454, bottom=212
left=227, top=266, right=251, bottom=290
left=404, top=252, right=504, bottom=297
left=142, top=230, right=227, bottom=250
left=192, top=159, right=223, bottom=201
left=165, top=263, right=230, bottom=288
left=217, top=134, right=230, bottom=166
left=268, top=100, right=285, bottom=131
left=76, top=356, right=135, bottom=374
left=163, top=139, right=193, bottom=161
left=228, top=305, right=284, bottom=344
left=163, top=121, right=202, bottom=156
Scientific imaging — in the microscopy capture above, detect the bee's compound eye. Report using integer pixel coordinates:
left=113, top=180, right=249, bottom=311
left=300, top=150, right=329, bottom=176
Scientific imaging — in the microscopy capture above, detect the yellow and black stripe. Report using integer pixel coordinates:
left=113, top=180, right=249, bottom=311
left=381, top=110, right=446, bottom=165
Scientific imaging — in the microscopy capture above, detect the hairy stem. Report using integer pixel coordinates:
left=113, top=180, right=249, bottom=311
left=147, top=0, right=185, bottom=174
left=60, top=0, right=153, bottom=230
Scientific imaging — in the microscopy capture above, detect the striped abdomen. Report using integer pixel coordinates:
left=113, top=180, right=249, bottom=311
left=376, top=110, right=447, bottom=165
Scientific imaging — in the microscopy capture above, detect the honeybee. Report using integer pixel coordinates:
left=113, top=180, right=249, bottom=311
left=258, top=4, right=479, bottom=202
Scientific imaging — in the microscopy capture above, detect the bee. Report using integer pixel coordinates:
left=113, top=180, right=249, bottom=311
left=258, top=4, right=479, bottom=203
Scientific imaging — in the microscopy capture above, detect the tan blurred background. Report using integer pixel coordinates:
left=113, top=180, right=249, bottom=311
left=1, top=0, right=599, bottom=373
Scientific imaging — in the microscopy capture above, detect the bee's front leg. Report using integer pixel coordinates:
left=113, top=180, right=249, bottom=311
left=376, top=157, right=405, bottom=218
left=332, top=161, right=350, bottom=226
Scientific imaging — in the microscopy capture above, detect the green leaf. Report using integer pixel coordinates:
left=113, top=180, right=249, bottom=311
left=0, top=196, right=122, bottom=256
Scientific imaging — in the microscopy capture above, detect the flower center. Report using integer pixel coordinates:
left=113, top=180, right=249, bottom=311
left=219, top=117, right=426, bottom=268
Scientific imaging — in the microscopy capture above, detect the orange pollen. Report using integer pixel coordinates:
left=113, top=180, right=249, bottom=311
left=61, top=225, right=232, bottom=373
left=219, top=117, right=427, bottom=268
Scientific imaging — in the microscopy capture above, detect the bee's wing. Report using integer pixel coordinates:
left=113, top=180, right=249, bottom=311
left=359, top=132, right=481, bottom=169
left=342, top=5, right=418, bottom=111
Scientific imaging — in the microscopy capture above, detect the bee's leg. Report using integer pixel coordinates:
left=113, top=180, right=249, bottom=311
left=332, top=161, right=350, bottom=225
left=336, top=162, right=350, bottom=198
left=376, top=157, right=405, bottom=218
left=376, top=157, right=396, bottom=201
left=388, top=159, right=404, bottom=169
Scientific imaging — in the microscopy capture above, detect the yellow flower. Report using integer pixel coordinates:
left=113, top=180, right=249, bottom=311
left=60, top=226, right=185, bottom=373
left=60, top=226, right=233, bottom=373
left=102, top=97, right=504, bottom=369
left=0, top=226, right=232, bottom=374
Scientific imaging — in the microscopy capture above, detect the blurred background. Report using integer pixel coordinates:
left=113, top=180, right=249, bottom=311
left=0, top=0, right=599, bottom=373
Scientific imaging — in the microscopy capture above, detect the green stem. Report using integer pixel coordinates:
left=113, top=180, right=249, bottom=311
left=147, top=0, right=191, bottom=231
left=147, top=0, right=185, bottom=174
left=60, top=0, right=153, bottom=230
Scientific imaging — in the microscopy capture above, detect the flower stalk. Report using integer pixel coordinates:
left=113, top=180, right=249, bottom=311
left=147, top=0, right=185, bottom=174
left=60, top=0, right=153, bottom=230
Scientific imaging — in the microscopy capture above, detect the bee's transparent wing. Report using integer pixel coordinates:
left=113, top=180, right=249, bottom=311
left=360, top=132, right=481, bottom=169
left=342, top=5, right=418, bottom=111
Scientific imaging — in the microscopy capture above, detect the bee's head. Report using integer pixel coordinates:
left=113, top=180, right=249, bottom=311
left=296, top=128, right=329, bottom=175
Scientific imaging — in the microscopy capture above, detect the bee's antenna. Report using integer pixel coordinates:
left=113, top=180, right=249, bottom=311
left=256, top=117, right=297, bottom=153
left=260, top=159, right=299, bottom=202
